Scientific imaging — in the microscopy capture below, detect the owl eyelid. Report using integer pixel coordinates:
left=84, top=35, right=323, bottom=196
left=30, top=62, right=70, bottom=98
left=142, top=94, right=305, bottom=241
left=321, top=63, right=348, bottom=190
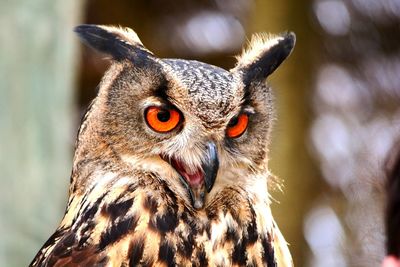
left=229, top=109, right=254, bottom=122
left=242, top=106, right=256, bottom=115
left=142, top=99, right=182, bottom=114
left=143, top=101, right=171, bottom=110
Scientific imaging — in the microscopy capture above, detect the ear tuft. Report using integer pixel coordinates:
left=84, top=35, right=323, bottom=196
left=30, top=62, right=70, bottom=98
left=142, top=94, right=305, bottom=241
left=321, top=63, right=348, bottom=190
left=74, top=24, right=153, bottom=63
left=98, top=25, right=143, bottom=47
left=233, top=32, right=295, bottom=84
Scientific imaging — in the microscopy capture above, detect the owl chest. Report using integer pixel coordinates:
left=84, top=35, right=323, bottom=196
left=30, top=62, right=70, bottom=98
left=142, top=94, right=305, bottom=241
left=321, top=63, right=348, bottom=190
left=71, top=184, right=278, bottom=266
left=120, top=208, right=277, bottom=267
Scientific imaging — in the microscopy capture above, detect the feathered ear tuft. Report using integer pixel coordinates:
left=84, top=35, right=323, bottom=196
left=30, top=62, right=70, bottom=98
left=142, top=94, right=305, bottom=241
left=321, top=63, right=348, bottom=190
left=74, top=24, right=154, bottom=65
left=233, top=32, right=295, bottom=85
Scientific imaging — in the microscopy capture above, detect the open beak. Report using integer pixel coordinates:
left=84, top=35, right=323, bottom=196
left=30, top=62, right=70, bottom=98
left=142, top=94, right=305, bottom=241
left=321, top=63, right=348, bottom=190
left=163, top=141, right=219, bottom=209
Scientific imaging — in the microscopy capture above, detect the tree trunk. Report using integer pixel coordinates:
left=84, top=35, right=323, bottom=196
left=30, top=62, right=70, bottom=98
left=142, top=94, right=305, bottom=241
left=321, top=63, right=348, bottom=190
left=0, top=1, right=82, bottom=265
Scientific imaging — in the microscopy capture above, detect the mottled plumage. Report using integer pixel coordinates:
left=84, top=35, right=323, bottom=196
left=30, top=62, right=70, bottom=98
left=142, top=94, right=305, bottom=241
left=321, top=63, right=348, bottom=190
left=30, top=24, right=295, bottom=266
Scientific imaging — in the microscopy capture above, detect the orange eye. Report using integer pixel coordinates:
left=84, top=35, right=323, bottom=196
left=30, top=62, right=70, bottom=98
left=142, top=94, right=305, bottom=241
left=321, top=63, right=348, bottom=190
left=145, top=106, right=181, bottom=133
left=226, top=113, right=249, bottom=138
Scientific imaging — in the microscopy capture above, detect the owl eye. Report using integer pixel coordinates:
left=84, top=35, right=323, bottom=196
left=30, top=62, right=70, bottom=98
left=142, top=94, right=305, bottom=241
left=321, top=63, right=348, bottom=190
left=145, top=106, right=181, bottom=133
left=226, top=113, right=249, bottom=138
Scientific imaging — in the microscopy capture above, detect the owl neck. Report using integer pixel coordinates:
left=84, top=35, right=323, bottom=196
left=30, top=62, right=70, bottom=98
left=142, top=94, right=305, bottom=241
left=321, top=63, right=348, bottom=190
left=69, top=97, right=125, bottom=194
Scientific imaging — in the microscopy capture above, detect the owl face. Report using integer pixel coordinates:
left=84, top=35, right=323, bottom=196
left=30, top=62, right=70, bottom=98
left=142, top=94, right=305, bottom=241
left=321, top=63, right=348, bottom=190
left=75, top=25, right=295, bottom=209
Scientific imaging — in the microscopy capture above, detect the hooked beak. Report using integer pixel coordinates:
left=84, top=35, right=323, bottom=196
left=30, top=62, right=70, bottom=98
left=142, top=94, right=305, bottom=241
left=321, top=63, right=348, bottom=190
left=163, top=141, right=219, bottom=210
left=202, top=142, right=219, bottom=194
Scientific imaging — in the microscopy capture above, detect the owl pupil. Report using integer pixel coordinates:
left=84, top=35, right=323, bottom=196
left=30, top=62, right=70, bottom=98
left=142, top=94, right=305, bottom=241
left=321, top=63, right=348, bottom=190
left=228, top=117, right=239, bottom=127
left=157, top=110, right=170, bottom=122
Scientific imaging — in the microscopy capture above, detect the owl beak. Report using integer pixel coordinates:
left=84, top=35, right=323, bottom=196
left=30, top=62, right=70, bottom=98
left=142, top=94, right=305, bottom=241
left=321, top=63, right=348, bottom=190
left=202, top=141, right=219, bottom=194
left=164, top=142, right=219, bottom=210
left=190, top=141, right=219, bottom=209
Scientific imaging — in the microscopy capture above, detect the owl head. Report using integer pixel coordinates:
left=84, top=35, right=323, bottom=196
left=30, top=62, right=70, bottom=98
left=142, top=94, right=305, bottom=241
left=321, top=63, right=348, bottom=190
left=74, top=25, right=295, bottom=209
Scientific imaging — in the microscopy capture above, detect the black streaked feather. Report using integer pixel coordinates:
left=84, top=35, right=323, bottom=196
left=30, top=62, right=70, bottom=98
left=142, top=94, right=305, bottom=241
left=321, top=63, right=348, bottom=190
left=232, top=239, right=248, bottom=266
left=261, top=233, right=276, bottom=266
left=149, top=207, right=178, bottom=234
left=128, top=237, right=145, bottom=266
left=99, top=215, right=138, bottom=249
left=102, top=198, right=134, bottom=219
left=158, top=240, right=176, bottom=267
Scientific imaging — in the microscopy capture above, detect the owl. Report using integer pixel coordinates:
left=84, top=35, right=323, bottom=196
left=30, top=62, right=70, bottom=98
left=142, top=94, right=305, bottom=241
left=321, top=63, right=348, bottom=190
left=30, top=24, right=295, bottom=267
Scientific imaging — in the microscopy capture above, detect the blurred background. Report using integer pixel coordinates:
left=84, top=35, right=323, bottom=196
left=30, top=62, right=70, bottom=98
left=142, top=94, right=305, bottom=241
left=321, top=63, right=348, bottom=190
left=1, top=0, right=399, bottom=266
